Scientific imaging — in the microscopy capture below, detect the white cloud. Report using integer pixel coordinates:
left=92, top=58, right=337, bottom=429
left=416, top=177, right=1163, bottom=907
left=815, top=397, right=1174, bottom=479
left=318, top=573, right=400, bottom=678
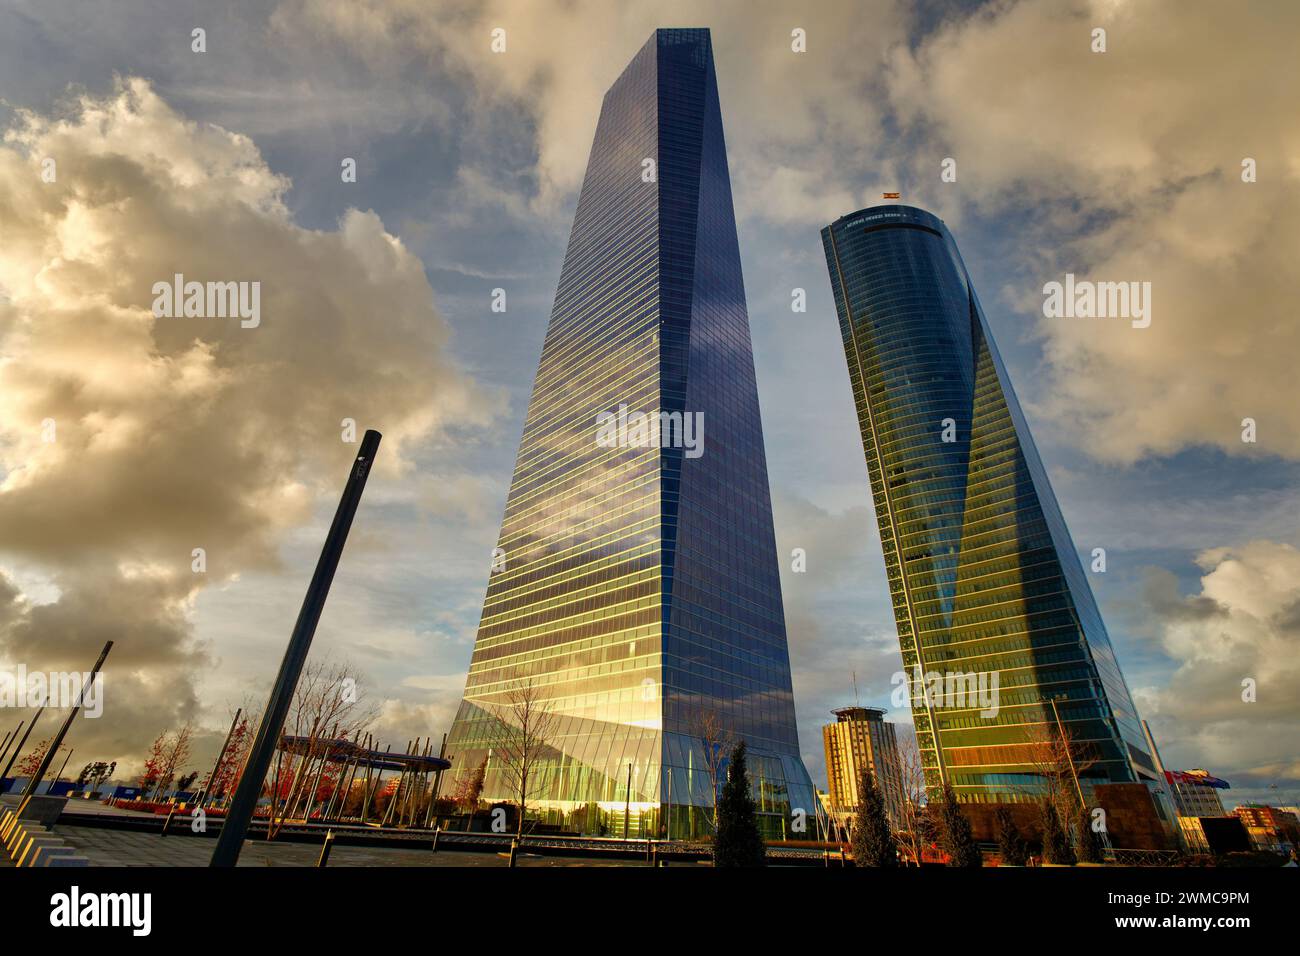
left=885, top=0, right=1300, bottom=463
left=274, top=0, right=909, bottom=221
left=0, top=77, right=496, bottom=771
left=1135, top=541, right=1300, bottom=797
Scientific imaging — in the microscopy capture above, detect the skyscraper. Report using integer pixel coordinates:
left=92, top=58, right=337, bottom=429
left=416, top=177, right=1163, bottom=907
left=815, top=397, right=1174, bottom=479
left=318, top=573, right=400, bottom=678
left=821, top=204, right=1160, bottom=804
left=443, top=29, right=813, bottom=838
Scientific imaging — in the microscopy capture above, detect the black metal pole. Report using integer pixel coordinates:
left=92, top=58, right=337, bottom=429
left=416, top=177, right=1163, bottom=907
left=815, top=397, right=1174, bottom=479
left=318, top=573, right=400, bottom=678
left=2, top=706, right=44, bottom=789
left=1, top=720, right=28, bottom=765
left=2, top=720, right=30, bottom=774
left=19, top=642, right=112, bottom=805
left=425, top=732, right=448, bottom=828
left=197, top=708, right=242, bottom=809
left=51, top=748, right=74, bottom=792
left=210, top=430, right=382, bottom=867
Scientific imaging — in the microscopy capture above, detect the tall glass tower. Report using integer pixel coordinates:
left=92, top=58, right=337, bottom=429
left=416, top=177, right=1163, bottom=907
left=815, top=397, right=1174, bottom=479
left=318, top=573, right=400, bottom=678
left=444, top=29, right=813, bottom=837
left=821, top=204, right=1160, bottom=804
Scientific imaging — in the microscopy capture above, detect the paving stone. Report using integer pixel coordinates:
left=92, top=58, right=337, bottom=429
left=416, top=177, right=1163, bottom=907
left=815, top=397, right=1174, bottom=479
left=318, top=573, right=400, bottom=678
left=28, top=845, right=81, bottom=866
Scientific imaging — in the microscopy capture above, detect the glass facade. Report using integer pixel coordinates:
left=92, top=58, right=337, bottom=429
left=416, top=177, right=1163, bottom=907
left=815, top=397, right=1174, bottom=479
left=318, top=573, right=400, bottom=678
left=821, top=205, right=1159, bottom=803
left=443, top=29, right=814, bottom=838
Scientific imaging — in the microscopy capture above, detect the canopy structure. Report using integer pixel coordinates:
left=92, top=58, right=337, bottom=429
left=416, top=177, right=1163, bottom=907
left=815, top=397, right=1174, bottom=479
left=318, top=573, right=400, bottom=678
left=279, top=735, right=451, bottom=773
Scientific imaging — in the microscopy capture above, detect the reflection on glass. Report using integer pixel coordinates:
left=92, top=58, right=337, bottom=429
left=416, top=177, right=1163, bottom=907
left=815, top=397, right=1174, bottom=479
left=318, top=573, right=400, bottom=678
left=443, top=29, right=814, bottom=839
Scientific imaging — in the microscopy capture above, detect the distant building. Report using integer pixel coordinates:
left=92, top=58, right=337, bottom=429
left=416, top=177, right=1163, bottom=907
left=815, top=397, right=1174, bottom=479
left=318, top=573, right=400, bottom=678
left=1233, top=804, right=1300, bottom=853
left=1166, top=769, right=1229, bottom=817
left=822, top=707, right=905, bottom=828
left=1162, top=769, right=1230, bottom=853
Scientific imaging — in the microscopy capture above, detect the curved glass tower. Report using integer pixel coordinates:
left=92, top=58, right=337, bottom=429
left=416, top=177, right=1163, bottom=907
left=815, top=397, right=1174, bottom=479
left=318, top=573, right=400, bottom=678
left=821, top=204, right=1158, bottom=803
left=443, top=29, right=813, bottom=838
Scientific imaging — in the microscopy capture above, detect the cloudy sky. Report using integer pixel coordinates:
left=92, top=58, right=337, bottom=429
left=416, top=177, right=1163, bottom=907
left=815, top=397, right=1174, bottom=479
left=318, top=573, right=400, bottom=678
left=0, top=0, right=1296, bottom=808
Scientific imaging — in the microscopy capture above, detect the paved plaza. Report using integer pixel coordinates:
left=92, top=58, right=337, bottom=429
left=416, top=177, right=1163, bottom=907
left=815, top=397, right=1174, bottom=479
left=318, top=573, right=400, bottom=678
left=41, top=824, right=644, bottom=867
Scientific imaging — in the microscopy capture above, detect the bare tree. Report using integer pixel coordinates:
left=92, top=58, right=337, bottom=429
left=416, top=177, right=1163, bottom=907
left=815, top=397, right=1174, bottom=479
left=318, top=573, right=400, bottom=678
left=1021, top=713, right=1100, bottom=852
left=267, top=658, right=378, bottom=837
left=893, top=735, right=932, bottom=866
left=452, top=757, right=487, bottom=831
left=491, top=678, right=560, bottom=838
left=148, top=723, right=194, bottom=800
left=692, top=708, right=734, bottom=834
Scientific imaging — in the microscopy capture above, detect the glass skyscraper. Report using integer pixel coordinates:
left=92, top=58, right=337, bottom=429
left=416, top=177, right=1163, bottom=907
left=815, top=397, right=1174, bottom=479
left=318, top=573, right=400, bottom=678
left=443, top=29, right=813, bottom=838
left=821, top=204, right=1160, bottom=804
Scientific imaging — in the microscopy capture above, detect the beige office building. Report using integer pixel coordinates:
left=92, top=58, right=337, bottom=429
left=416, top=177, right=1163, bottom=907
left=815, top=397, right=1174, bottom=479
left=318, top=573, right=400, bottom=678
left=823, top=707, right=905, bottom=828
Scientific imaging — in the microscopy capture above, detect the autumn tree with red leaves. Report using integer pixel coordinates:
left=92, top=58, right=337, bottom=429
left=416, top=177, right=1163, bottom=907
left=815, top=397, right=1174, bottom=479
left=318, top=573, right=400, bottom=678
left=18, top=738, right=66, bottom=778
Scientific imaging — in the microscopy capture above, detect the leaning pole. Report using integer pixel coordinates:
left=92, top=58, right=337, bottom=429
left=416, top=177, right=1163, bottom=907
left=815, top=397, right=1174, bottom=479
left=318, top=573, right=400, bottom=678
left=18, top=640, right=113, bottom=807
left=210, top=430, right=381, bottom=867
left=195, top=707, right=242, bottom=809
left=1, top=707, right=44, bottom=786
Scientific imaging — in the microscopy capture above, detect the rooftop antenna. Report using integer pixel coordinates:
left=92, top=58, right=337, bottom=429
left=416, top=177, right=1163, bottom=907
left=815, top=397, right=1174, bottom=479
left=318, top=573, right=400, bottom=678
left=852, top=670, right=860, bottom=706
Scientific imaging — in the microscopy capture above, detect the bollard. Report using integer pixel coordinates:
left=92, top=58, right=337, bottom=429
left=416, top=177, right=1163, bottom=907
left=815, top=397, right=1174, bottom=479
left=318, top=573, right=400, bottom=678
left=316, top=829, right=335, bottom=868
left=508, top=836, right=519, bottom=868
left=431, top=827, right=440, bottom=854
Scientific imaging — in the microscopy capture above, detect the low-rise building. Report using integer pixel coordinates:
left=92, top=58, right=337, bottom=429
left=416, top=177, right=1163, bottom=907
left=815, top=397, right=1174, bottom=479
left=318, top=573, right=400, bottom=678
left=1233, top=804, right=1300, bottom=853
left=1162, top=769, right=1232, bottom=853
left=1166, top=769, right=1228, bottom=817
